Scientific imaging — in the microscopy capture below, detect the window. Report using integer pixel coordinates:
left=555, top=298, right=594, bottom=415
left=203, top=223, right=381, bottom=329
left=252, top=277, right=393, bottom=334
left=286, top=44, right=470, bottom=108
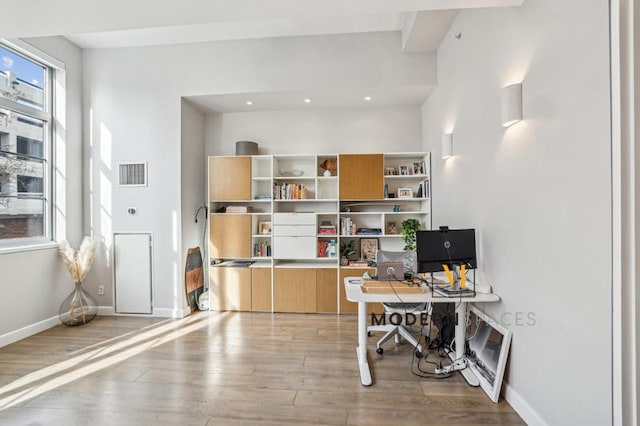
left=17, top=175, right=43, bottom=194
left=17, top=136, right=44, bottom=160
left=0, top=42, right=53, bottom=245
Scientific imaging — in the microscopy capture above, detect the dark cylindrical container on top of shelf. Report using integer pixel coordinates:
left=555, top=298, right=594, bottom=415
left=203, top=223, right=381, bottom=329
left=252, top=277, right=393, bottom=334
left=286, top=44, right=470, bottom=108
left=236, top=141, right=258, bottom=155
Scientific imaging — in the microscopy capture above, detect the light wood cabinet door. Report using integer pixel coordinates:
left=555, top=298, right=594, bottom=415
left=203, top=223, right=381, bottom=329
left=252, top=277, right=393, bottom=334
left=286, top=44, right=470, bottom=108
left=339, top=268, right=383, bottom=315
left=274, top=268, right=316, bottom=313
left=210, top=267, right=252, bottom=311
left=338, top=154, right=383, bottom=200
left=316, top=268, right=338, bottom=313
left=209, top=156, right=251, bottom=201
left=252, top=268, right=272, bottom=312
left=210, top=214, right=251, bottom=258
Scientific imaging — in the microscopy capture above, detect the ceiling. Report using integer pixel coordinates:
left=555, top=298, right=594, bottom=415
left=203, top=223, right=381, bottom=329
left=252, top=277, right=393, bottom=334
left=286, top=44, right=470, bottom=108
left=4, top=0, right=523, bottom=112
left=4, top=0, right=523, bottom=49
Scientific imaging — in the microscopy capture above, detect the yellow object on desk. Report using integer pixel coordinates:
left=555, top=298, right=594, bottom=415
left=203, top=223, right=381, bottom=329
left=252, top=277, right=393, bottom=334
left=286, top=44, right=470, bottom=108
left=443, top=264, right=455, bottom=285
left=460, top=264, right=466, bottom=288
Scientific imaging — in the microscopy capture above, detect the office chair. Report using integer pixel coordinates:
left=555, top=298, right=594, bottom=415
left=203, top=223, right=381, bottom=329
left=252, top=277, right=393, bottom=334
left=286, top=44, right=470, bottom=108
left=368, top=250, right=430, bottom=355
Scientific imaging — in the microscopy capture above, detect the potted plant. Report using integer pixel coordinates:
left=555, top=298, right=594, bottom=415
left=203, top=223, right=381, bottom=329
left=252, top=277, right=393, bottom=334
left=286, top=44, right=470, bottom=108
left=58, top=237, right=98, bottom=325
left=400, top=219, right=422, bottom=251
left=340, top=240, right=357, bottom=266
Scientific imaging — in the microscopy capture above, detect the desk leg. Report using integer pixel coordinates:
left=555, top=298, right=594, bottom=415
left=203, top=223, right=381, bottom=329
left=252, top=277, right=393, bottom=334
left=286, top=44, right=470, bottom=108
left=436, top=302, right=480, bottom=386
left=356, top=301, right=372, bottom=386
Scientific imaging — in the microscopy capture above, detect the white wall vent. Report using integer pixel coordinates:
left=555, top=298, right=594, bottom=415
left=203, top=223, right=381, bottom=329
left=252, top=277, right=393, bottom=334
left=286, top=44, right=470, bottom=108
left=118, top=162, right=147, bottom=187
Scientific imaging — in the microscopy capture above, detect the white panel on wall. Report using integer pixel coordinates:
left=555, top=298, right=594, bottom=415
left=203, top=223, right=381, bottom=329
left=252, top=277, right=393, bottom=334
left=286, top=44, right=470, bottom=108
left=114, top=233, right=152, bottom=314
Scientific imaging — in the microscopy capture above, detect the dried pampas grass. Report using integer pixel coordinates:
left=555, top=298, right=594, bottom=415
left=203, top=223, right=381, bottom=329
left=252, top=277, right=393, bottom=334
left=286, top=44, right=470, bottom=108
left=59, top=237, right=97, bottom=283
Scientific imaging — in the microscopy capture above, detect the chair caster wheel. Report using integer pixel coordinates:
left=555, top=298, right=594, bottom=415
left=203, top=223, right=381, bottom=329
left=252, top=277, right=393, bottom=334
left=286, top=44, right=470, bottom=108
left=414, top=350, right=423, bottom=359
left=376, top=347, right=383, bottom=355
left=367, top=331, right=371, bottom=337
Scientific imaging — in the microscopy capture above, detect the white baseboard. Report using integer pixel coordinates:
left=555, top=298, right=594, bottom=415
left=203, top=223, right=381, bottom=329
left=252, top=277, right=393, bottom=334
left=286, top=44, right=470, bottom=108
left=153, top=306, right=191, bottom=318
left=0, top=315, right=59, bottom=348
left=98, top=305, right=190, bottom=318
left=97, top=306, right=115, bottom=315
left=0, top=305, right=191, bottom=348
left=504, top=383, right=548, bottom=426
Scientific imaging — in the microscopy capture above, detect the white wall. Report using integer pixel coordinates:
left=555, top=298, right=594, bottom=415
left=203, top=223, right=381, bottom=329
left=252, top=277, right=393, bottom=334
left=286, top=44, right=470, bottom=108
left=180, top=99, right=206, bottom=299
left=82, top=32, right=434, bottom=315
left=0, top=36, right=83, bottom=341
left=205, top=106, right=422, bottom=156
left=422, top=1, right=611, bottom=425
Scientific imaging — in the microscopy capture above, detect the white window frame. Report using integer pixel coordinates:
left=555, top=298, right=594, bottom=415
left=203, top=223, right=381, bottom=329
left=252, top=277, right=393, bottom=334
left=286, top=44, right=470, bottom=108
left=0, top=39, right=64, bottom=253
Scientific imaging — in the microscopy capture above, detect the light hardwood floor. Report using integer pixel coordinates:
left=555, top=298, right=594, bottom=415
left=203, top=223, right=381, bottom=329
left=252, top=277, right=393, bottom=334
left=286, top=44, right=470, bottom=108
left=0, top=312, right=524, bottom=425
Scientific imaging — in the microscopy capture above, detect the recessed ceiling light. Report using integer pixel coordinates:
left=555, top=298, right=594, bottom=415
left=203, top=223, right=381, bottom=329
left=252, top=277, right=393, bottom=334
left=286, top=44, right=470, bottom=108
left=246, top=101, right=253, bottom=106
left=304, top=98, right=311, bottom=103
left=364, top=96, right=372, bottom=101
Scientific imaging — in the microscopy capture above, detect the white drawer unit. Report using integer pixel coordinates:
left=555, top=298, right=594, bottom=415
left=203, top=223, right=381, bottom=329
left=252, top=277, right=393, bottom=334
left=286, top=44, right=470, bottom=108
left=273, top=213, right=317, bottom=259
left=273, top=236, right=316, bottom=259
left=273, top=213, right=316, bottom=225
left=273, top=225, right=315, bottom=236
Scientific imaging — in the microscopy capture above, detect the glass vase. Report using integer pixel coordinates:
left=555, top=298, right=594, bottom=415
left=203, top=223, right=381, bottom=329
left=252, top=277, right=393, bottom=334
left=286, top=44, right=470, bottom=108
left=58, top=282, right=98, bottom=326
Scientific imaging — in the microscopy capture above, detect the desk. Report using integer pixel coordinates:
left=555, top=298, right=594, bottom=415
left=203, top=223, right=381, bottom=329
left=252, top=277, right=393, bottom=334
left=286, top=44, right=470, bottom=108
left=344, top=278, right=500, bottom=386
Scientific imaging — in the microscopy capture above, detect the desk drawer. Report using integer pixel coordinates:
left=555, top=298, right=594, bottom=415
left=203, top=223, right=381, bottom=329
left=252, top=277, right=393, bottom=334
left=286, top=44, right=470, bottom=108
left=273, top=213, right=316, bottom=225
left=273, top=236, right=315, bottom=259
left=273, top=225, right=315, bottom=237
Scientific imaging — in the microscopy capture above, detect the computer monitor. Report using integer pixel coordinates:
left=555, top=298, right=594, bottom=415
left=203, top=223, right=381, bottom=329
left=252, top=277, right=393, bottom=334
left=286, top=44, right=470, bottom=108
left=416, top=228, right=477, bottom=273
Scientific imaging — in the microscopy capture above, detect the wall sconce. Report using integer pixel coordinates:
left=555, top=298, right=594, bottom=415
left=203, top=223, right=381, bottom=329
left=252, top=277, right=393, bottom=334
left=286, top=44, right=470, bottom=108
left=441, top=133, right=453, bottom=159
left=501, top=82, right=522, bottom=127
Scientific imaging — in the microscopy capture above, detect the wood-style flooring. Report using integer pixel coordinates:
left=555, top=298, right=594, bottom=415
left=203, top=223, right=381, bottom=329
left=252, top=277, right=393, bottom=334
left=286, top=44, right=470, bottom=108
left=0, top=312, right=524, bottom=425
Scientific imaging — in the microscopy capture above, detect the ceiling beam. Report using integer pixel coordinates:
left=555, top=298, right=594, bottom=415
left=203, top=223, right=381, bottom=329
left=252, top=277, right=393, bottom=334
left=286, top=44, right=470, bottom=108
left=402, top=10, right=459, bottom=52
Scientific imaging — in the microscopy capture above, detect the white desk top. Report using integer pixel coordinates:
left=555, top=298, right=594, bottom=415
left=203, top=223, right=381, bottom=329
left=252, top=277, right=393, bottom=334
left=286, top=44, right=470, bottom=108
left=344, top=278, right=500, bottom=304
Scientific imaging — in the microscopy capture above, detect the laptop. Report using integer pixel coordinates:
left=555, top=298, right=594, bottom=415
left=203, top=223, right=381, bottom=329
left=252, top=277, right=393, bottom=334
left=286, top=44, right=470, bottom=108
left=376, top=262, right=404, bottom=281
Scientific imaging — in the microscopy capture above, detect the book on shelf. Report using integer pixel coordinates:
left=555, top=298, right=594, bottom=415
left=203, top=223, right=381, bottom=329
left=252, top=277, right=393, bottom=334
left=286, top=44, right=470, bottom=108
left=432, top=285, right=475, bottom=297
left=253, top=241, right=271, bottom=257
left=356, top=228, right=382, bottom=235
left=254, top=195, right=271, bottom=200
left=225, top=205, right=252, bottom=213
left=317, top=240, right=337, bottom=258
left=349, top=260, right=371, bottom=267
left=340, top=217, right=357, bottom=235
left=417, top=179, right=430, bottom=199
left=319, top=222, right=337, bottom=234
left=319, top=229, right=337, bottom=235
left=227, top=260, right=255, bottom=267
left=273, top=182, right=309, bottom=200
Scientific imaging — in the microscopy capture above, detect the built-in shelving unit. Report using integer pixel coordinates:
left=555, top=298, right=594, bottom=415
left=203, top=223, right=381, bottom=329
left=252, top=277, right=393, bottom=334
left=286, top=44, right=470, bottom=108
left=207, top=152, right=430, bottom=313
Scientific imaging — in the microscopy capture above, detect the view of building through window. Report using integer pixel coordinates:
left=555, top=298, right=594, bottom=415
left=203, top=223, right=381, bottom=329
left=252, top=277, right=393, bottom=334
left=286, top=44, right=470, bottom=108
left=0, top=44, right=50, bottom=242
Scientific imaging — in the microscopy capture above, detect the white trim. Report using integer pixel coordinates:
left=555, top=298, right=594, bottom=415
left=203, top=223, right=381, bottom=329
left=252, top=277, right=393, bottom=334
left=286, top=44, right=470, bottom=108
left=153, top=307, right=191, bottom=318
left=0, top=315, right=58, bottom=348
left=504, top=383, right=548, bottom=426
left=610, top=1, right=638, bottom=424
left=0, top=241, right=58, bottom=255
left=97, top=306, right=115, bottom=315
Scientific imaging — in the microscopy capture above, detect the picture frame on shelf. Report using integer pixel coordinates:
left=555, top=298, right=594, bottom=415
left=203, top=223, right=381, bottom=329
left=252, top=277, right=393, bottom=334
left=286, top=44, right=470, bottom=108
left=413, top=162, right=423, bottom=175
left=385, top=167, right=397, bottom=176
left=397, top=187, right=413, bottom=198
left=387, top=221, right=398, bottom=235
left=258, top=221, right=272, bottom=235
left=360, top=238, right=378, bottom=261
left=399, top=165, right=409, bottom=176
